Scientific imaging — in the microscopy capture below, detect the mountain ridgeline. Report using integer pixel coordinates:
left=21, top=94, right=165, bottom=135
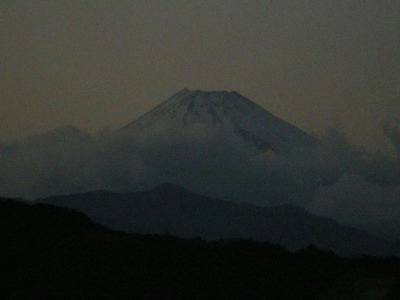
left=37, top=183, right=400, bottom=257
left=2, top=88, right=400, bottom=242
left=3, top=197, right=400, bottom=299
left=3, top=88, right=400, bottom=298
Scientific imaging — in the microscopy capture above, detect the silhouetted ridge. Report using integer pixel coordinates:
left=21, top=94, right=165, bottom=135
left=3, top=196, right=400, bottom=299
left=38, top=185, right=400, bottom=256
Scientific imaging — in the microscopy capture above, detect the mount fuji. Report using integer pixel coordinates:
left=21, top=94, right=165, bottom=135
left=117, top=89, right=316, bottom=155
left=0, top=89, right=318, bottom=202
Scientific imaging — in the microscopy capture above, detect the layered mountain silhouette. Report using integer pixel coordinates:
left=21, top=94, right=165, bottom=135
left=2, top=88, right=400, bottom=298
left=2, top=89, right=399, bottom=245
left=3, top=196, right=400, bottom=299
left=38, top=183, right=399, bottom=256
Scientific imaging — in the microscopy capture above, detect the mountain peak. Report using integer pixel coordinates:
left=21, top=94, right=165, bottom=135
left=172, top=88, right=239, bottom=95
left=172, top=87, right=191, bottom=98
left=120, top=89, right=315, bottom=153
left=152, top=89, right=248, bottom=108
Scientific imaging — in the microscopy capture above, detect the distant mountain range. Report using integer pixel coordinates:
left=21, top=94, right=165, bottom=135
left=37, top=183, right=400, bottom=257
left=2, top=89, right=399, bottom=244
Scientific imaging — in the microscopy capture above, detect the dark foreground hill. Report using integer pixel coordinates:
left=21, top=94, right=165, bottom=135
left=39, top=183, right=399, bottom=257
left=2, top=197, right=400, bottom=299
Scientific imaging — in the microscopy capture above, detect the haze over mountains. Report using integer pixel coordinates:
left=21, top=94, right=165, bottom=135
left=37, top=183, right=400, bottom=257
left=1, top=89, right=400, bottom=242
left=0, top=89, right=318, bottom=202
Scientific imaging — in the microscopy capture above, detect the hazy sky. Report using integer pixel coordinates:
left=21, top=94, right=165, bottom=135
left=1, top=0, right=399, bottom=153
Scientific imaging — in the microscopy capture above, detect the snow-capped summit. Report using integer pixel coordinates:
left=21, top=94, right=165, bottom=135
left=119, top=89, right=315, bottom=154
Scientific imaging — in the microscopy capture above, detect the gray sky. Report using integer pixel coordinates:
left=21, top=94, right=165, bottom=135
left=1, top=0, right=399, bottom=153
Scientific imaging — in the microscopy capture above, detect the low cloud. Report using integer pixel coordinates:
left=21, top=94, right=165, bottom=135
left=307, top=173, right=400, bottom=240
left=1, top=124, right=400, bottom=240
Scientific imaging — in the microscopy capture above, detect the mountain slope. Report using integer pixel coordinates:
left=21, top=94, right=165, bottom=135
left=118, top=89, right=315, bottom=154
left=37, top=183, right=399, bottom=256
